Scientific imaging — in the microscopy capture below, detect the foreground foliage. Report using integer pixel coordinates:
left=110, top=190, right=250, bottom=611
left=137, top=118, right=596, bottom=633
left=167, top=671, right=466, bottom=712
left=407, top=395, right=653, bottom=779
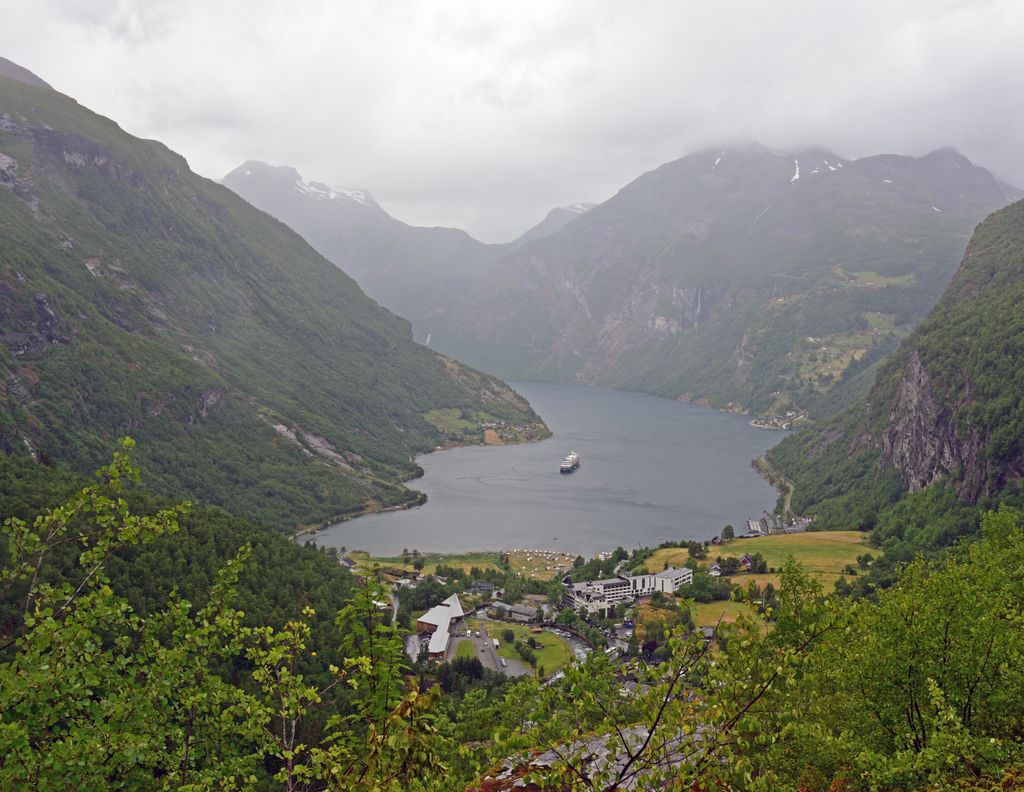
left=0, top=443, right=451, bottom=790
left=477, top=509, right=1024, bottom=790
left=3, top=444, right=1022, bottom=789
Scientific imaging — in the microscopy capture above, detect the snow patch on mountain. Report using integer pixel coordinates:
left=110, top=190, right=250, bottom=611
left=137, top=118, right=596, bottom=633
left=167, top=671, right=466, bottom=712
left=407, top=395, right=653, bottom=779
left=294, top=177, right=371, bottom=206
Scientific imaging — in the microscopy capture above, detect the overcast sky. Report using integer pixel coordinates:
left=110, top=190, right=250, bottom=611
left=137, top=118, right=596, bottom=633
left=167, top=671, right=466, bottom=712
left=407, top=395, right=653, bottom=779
left=3, top=0, right=1023, bottom=241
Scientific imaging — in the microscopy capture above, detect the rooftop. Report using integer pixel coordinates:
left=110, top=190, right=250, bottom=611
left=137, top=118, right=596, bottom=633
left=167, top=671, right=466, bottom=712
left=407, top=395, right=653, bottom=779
left=417, top=594, right=464, bottom=656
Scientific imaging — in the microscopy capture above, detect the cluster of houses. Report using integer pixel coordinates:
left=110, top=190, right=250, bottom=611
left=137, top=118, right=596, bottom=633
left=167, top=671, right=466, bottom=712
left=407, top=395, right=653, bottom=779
left=563, top=566, right=694, bottom=616
left=709, top=552, right=757, bottom=577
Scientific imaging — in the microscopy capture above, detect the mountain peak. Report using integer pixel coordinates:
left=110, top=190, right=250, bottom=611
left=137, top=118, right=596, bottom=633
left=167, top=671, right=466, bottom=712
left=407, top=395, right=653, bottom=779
left=0, top=57, right=51, bottom=89
left=224, top=161, right=376, bottom=208
left=923, top=145, right=966, bottom=161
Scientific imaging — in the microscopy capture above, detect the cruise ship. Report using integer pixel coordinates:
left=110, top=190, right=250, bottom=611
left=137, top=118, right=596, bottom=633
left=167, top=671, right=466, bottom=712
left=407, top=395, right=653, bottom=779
left=559, top=451, right=580, bottom=474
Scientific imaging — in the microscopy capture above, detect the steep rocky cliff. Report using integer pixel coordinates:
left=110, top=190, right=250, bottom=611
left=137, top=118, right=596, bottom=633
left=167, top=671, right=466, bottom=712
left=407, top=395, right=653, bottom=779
left=769, top=197, right=1024, bottom=541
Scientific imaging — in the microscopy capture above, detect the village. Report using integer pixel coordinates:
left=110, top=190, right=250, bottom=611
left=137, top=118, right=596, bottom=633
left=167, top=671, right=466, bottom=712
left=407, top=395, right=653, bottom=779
left=338, top=522, right=873, bottom=686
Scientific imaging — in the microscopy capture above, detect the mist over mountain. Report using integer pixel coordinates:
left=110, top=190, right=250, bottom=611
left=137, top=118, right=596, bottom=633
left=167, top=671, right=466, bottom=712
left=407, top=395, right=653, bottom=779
left=0, top=67, right=546, bottom=529
left=224, top=161, right=593, bottom=341
left=432, top=143, right=1020, bottom=417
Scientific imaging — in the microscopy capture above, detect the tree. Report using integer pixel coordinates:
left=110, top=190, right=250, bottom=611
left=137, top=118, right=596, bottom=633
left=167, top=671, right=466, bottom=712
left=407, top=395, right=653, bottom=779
left=757, top=508, right=1024, bottom=789
left=488, top=562, right=836, bottom=790
left=502, top=628, right=515, bottom=644
left=721, top=524, right=735, bottom=541
left=0, top=441, right=453, bottom=791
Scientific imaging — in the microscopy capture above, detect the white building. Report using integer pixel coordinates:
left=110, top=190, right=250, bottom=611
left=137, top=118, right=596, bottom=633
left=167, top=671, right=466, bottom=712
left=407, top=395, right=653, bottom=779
left=415, top=593, right=464, bottom=660
left=654, top=566, right=693, bottom=592
left=564, top=567, right=694, bottom=615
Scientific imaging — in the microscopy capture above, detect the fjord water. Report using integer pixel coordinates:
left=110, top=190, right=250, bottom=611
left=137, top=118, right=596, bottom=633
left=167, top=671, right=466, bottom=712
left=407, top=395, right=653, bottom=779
left=314, top=383, right=784, bottom=557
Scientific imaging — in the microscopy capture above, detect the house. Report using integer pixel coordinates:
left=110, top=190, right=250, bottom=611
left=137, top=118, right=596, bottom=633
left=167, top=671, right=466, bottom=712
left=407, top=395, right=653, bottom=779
left=711, top=536, right=722, bottom=546
left=708, top=563, right=722, bottom=577
left=490, top=601, right=540, bottom=623
left=739, top=553, right=753, bottom=570
left=468, top=581, right=495, bottom=595
left=415, top=593, right=465, bottom=660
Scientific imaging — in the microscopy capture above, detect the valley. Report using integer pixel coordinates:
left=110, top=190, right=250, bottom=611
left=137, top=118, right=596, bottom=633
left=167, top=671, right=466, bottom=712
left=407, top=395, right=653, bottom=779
left=3, top=12, right=1024, bottom=786
left=229, top=146, right=1021, bottom=423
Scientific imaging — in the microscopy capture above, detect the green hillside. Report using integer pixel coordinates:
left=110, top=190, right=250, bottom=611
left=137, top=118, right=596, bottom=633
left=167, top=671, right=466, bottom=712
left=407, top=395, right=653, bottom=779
left=769, top=198, right=1024, bottom=579
left=434, top=144, right=1019, bottom=418
left=0, top=72, right=546, bottom=530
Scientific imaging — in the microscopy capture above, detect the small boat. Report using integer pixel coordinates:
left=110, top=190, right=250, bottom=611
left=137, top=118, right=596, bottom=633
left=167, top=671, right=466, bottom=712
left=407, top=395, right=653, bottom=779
left=559, top=451, right=580, bottom=474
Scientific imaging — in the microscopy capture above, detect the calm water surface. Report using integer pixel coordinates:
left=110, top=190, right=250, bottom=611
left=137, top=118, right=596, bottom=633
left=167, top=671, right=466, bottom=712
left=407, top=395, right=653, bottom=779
left=313, top=383, right=785, bottom=557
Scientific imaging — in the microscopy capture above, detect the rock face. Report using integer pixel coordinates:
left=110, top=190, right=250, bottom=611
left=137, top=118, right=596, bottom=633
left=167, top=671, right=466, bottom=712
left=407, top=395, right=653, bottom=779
left=881, top=350, right=984, bottom=501
left=770, top=197, right=1024, bottom=525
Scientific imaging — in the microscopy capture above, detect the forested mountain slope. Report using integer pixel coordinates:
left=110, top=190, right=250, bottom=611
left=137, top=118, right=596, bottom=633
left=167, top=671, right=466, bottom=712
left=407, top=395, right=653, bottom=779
left=0, top=64, right=545, bottom=530
left=769, top=197, right=1024, bottom=574
left=436, top=143, right=1020, bottom=417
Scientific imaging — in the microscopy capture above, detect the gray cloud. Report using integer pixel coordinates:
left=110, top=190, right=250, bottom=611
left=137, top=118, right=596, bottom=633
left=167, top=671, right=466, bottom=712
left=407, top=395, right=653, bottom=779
left=3, top=0, right=1022, bottom=240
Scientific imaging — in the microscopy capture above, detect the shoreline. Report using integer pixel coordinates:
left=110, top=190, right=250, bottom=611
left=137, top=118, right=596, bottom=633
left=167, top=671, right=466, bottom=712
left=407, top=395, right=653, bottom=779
left=305, top=383, right=787, bottom=551
left=296, top=420, right=550, bottom=541
left=751, top=454, right=797, bottom=518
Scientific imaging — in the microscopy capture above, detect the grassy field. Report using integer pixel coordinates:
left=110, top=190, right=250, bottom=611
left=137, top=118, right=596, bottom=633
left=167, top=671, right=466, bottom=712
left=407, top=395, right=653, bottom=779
left=845, top=269, right=916, bottom=288
left=491, top=622, right=573, bottom=677
left=641, top=547, right=692, bottom=572
left=506, top=549, right=575, bottom=580
left=722, top=531, right=873, bottom=574
left=454, top=639, right=478, bottom=660
left=688, top=600, right=757, bottom=628
left=423, top=407, right=478, bottom=434
left=348, top=550, right=502, bottom=576
left=347, top=548, right=568, bottom=581
left=643, top=531, right=876, bottom=585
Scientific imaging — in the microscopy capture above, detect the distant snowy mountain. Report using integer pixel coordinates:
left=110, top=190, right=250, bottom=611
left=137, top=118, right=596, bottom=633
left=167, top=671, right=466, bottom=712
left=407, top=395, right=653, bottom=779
left=225, top=161, right=591, bottom=340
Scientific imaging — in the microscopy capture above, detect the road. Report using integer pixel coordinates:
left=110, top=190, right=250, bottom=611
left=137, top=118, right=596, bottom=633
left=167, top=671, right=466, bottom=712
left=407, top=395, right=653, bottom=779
left=455, top=630, right=531, bottom=677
